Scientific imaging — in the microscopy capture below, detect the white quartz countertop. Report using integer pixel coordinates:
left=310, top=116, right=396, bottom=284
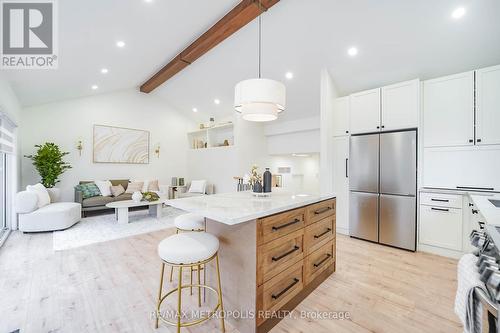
left=470, top=194, right=500, bottom=226
left=165, top=190, right=336, bottom=225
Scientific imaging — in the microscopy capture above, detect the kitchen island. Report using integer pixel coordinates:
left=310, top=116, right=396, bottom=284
left=166, top=191, right=336, bottom=333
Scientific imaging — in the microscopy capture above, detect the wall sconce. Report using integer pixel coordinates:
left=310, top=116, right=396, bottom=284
left=154, top=143, right=160, bottom=158
left=76, top=138, right=83, bottom=156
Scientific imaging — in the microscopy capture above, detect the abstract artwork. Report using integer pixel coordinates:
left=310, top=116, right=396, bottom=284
left=93, top=125, right=149, bottom=164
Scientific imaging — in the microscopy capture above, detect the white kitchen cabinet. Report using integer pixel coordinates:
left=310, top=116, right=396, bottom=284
left=423, top=71, right=474, bottom=147
left=350, top=88, right=380, bottom=134
left=419, top=204, right=463, bottom=251
left=381, top=79, right=419, bottom=131
left=332, top=136, right=349, bottom=234
left=476, top=64, right=500, bottom=146
left=332, top=96, right=350, bottom=136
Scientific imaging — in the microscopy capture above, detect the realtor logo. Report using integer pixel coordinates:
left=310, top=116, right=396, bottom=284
left=1, top=0, right=58, bottom=69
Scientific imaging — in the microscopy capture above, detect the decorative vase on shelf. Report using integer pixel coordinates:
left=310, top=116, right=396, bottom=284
left=132, top=191, right=142, bottom=203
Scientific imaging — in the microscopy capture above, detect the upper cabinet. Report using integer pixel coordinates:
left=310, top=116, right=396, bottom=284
left=349, top=81, right=419, bottom=135
left=381, top=79, right=420, bottom=131
left=332, top=96, right=350, bottom=136
left=423, top=71, right=474, bottom=148
left=476, top=65, right=500, bottom=146
left=350, top=88, right=381, bottom=134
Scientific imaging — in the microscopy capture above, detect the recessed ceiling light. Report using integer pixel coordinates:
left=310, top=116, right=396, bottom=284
left=116, top=41, right=125, bottom=48
left=100, top=68, right=108, bottom=74
left=91, top=85, right=98, bottom=90
left=347, top=47, right=358, bottom=57
left=144, top=0, right=153, bottom=2
left=214, top=99, right=220, bottom=105
left=192, top=107, right=198, bottom=113
left=285, top=72, right=294, bottom=80
left=451, top=7, right=466, bottom=19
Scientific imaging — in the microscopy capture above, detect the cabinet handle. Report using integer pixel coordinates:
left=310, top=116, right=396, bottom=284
left=313, top=254, right=332, bottom=268
left=345, top=158, right=348, bottom=178
left=469, top=203, right=474, bottom=207
left=272, top=246, right=300, bottom=262
left=271, top=278, right=300, bottom=300
left=381, top=125, right=385, bottom=129
left=478, top=221, right=485, bottom=230
left=469, top=139, right=474, bottom=143
left=314, top=207, right=332, bottom=215
left=431, top=207, right=449, bottom=212
left=477, top=139, right=482, bottom=143
left=431, top=198, right=449, bottom=202
left=314, top=228, right=332, bottom=239
left=272, top=218, right=301, bottom=231
left=345, top=130, right=349, bottom=134
left=376, top=126, right=380, bottom=129
left=472, top=209, right=479, bottom=214
left=457, top=186, right=495, bottom=191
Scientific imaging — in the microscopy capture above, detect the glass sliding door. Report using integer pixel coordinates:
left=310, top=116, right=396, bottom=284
left=0, top=153, right=5, bottom=234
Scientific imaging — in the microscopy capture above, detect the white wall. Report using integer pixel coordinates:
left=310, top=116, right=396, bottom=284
left=265, top=116, right=320, bottom=155
left=319, top=69, right=339, bottom=195
left=268, top=154, right=320, bottom=193
left=21, top=89, right=195, bottom=201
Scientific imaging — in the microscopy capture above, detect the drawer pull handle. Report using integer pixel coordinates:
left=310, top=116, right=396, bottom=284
left=272, top=219, right=301, bottom=231
left=314, top=207, right=332, bottom=215
left=272, top=246, right=300, bottom=262
left=472, top=209, right=479, bottom=214
left=313, top=254, right=332, bottom=268
left=457, top=186, right=494, bottom=191
left=431, top=207, right=449, bottom=212
left=271, top=278, right=300, bottom=300
left=431, top=198, right=449, bottom=202
left=314, top=228, right=332, bottom=239
left=478, top=221, right=485, bottom=230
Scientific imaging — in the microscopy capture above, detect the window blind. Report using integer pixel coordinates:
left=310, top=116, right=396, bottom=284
left=0, top=112, right=16, bottom=154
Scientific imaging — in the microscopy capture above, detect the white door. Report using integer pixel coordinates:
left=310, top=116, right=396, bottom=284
left=381, top=79, right=419, bottom=131
left=350, top=88, right=381, bottom=134
left=476, top=65, right=500, bottom=146
left=332, top=96, right=350, bottom=136
left=423, top=71, right=474, bottom=147
left=333, top=136, right=349, bottom=235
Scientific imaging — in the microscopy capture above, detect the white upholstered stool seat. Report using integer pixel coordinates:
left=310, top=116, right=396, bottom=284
left=158, top=232, right=219, bottom=265
left=174, top=213, right=205, bottom=231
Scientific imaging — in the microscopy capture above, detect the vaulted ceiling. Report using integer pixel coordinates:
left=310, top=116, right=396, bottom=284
left=3, top=0, right=500, bottom=123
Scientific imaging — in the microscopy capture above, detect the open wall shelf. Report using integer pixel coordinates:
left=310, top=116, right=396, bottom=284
left=188, top=123, right=234, bottom=149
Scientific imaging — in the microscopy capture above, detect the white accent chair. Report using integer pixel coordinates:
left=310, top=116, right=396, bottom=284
left=15, top=188, right=81, bottom=232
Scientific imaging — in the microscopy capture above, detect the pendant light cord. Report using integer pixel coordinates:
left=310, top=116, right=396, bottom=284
left=258, top=0, right=262, bottom=78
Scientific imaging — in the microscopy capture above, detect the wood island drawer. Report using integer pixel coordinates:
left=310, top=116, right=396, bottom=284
left=304, top=216, right=335, bottom=255
left=305, top=199, right=335, bottom=225
left=420, top=192, right=462, bottom=209
left=257, top=229, right=304, bottom=286
left=257, top=208, right=306, bottom=245
left=256, top=260, right=304, bottom=326
left=304, top=240, right=335, bottom=285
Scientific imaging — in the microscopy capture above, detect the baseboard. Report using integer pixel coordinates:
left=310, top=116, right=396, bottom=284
left=336, top=226, right=349, bottom=235
left=418, top=243, right=464, bottom=259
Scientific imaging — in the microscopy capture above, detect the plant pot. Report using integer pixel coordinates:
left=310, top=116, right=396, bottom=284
left=132, top=191, right=142, bottom=203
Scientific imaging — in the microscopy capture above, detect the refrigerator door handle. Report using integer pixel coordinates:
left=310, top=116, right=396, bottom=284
left=345, top=158, right=349, bottom=178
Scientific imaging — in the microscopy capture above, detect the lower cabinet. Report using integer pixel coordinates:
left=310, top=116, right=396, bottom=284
left=419, top=192, right=463, bottom=252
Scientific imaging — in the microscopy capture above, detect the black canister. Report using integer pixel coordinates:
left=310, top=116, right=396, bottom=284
left=263, top=168, right=272, bottom=193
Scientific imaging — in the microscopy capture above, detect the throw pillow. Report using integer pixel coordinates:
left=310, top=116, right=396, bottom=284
left=148, top=179, right=159, bottom=191
left=75, top=183, right=101, bottom=199
left=110, top=184, right=125, bottom=197
left=131, top=179, right=149, bottom=192
left=126, top=181, right=144, bottom=194
left=95, top=180, right=112, bottom=197
left=26, top=183, right=51, bottom=208
left=189, top=180, right=207, bottom=194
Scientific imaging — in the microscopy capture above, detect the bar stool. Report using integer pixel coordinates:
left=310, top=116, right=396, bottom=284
left=170, top=213, right=206, bottom=294
left=155, top=232, right=225, bottom=333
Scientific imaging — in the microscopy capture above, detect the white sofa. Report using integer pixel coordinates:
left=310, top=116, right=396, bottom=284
left=15, top=188, right=81, bottom=232
left=176, top=181, right=214, bottom=198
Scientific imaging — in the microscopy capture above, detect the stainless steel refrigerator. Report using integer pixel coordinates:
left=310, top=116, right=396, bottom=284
left=349, top=130, right=417, bottom=251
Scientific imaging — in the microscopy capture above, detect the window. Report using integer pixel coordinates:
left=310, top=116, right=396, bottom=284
left=0, top=113, right=16, bottom=245
left=0, top=153, right=5, bottom=233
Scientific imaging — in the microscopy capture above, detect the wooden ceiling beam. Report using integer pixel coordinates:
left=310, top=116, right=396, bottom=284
left=140, top=0, right=280, bottom=93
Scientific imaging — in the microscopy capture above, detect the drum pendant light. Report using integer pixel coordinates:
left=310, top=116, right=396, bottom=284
left=234, top=1, right=286, bottom=122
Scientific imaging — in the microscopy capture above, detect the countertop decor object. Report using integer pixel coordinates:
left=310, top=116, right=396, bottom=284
left=263, top=168, right=272, bottom=193
left=132, top=191, right=142, bottom=203
left=142, top=191, right=159, bottom=202
left=233, top=1, right=285, bottom=122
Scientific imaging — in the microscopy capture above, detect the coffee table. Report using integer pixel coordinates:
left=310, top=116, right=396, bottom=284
left=106, top=198, right=167, bottom=224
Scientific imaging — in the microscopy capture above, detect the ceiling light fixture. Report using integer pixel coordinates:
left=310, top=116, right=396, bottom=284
left=347, top=47, right=358, bottom=57
left=116, top=41, right=125, bottom=48
left=214, top=99, right=220, bottom=105
left=285, top=72, right=293, bottom=80
left=451, top=7, right=466, bottom=19
left=100, top=68, right=108, bottom=74
left=91, top=85, right=98, bottom=90
left=234, top=1, right=285, bottom=122
left=192, top=107, right=198, bottom=113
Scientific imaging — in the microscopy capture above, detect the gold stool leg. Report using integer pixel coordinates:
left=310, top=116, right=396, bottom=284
left=169, top=229, right=179, bottom=282
left=177, top=266, right=183, bottom=333
left=155, top=263, right=165, bottom=329
left=197, top=264, right=202, bottom=307
left=215, top=254, right=225, bottom=333
left=190, top=267, right=193, bottom=295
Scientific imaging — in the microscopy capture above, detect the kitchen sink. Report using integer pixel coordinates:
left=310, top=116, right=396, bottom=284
left=489, top=199, right=500, bottom=208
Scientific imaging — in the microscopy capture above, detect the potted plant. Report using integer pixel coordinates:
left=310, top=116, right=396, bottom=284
left=25, top=143, right=72, bottom=192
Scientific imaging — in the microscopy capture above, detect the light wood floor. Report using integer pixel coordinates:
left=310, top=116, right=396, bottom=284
left=0, top=229, right=462, bottom=333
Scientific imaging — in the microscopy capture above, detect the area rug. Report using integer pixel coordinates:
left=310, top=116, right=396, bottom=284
left=53, top=206, right=183, bottom=251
